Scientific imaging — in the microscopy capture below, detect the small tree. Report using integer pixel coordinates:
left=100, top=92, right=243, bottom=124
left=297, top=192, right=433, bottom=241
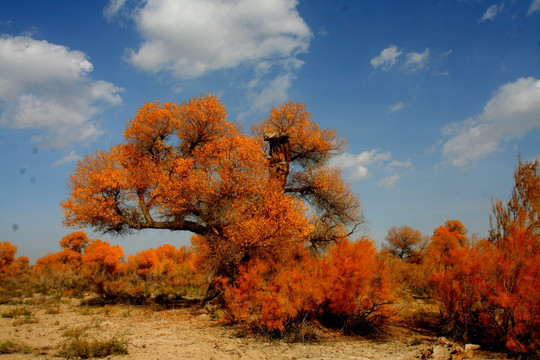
left=59, top=231, right=89, bottom=254
left=384, top=225, right=423, bottom=262
left=484, top=158, right=540, bottom=354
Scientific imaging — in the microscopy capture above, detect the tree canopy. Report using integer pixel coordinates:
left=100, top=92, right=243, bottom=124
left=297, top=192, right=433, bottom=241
left=61, top=94, right=362, bottom=278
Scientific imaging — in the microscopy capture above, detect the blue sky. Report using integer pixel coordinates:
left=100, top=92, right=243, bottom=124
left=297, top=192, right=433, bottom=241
left=1, top=0, right=539, bottom=262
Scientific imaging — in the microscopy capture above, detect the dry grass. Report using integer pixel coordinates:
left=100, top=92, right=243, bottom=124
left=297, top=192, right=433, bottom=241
left=58, top=336, right=128, bottom=359
left=0, top=339, right=32, bottom=354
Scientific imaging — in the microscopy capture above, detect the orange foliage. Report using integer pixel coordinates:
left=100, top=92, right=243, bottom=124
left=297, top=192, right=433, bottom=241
left=0, top=241, right=17, bottom=276
left=481, top=160, right=540, bottom=354
left=83, top=239, right=123, bottom=274
left=61, top=95, right=363, bottom=285
left=426, top=220, right=485, bottom=339
left=425, top=160, right=540, bottom=355
left=253, top=101, right=362, bottom=249
left=59, top=231, right=89, bottom=254
left=0, top=242, right=29, bottom=280
left=134, top=249, right=159, bottom=278
left=35, top=249, right=82, bottom=273
left=480, top=224, right=539, bottom=354
left=225, top=238, right=393, bottom=335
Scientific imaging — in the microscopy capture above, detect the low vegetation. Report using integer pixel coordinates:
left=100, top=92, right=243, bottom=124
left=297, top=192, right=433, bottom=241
left=58, top=336, right=128, bottom=359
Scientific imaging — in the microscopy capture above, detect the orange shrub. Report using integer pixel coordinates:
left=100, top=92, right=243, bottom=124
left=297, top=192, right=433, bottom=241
left=82, top=239, right=124, bottom=295
left=0, top=241, right=17, bottom=277
left=134, top=249, right=159, bottom=278
left=479, top=221, right=539, bottom=354
left=59, top=231, right=89, bottom=254
left=426, top=161, right=540, bottom=356
left=224, top=238, right=394, bottom=337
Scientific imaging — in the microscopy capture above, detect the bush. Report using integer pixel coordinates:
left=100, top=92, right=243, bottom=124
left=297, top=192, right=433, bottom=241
left=0, top=340, right=32, bottom=354
left=224, top=238, right=394, bottom=338
left=58, top=336, right=128, bottom=359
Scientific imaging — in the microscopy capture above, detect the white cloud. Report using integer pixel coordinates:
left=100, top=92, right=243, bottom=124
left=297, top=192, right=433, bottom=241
left=0, top=36, right=122, bottom=148
left=103, top=0, right=127, bottom=21
left=441, top=77, right=540, bottom=167
left=405, top=48, right=429, bottom=70
left=248, top=72, right=294, bottom=112
left=123, top=0, right=310, bottom=112
left=127, top=0, right=310, bottom=76
left=387, top=102, right=406, bottom=113
left=528, top=0, right=540, bottom=15
left=330, top=150, right=412, bottom=187
left=52, top=151, right=82, bottom=168
left=370, top=45, right=402, bottom=70
left=387, top=159, right=412, bottom=171
left=480, top=4, right=500, bottom=22
left=377, top=174, right=400, bottom=189
left=0, top=35, right=123, bottom=148
left=329, top=150, right=392, bottom=182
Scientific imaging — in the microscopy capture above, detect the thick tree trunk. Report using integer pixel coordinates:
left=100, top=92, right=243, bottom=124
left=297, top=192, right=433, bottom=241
left=264, top=132, right=291, bottom=190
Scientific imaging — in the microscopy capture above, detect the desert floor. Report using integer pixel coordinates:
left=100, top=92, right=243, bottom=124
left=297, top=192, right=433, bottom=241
left=0, top=295, right=508, bottom=360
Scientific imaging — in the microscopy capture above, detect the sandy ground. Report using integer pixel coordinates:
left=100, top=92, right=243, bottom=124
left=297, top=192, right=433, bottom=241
left=0, top=295, right=507, bottom=360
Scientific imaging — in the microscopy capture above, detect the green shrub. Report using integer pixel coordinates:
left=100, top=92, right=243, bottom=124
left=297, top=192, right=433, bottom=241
left=58, top=336, right=128, bottom=359
left=0, top=340, right=32, bottom=354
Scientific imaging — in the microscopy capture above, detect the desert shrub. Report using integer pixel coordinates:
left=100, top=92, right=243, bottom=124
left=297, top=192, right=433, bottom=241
left=478, top=223, right=539, bottom=354
left=32, top=255, right=84, bottom=295
left=0, top=340, right=32, bottom=354
left=426, top=160, right=540, bottom=356
left=82, top=239, right=124, bottom=296
left=318, top=239, right=393, bottom=334
left=429, top=245, right=486, bottom=339
left=58, top=336, right=128, bottom=359
left=1, top=306, right=33, bottom=318
left=0, top=242, right=31, bottom=291
left=224, top=238, right=394, bottom=338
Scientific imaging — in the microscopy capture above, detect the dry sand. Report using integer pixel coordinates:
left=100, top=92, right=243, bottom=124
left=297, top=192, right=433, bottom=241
left=0, top=295, right=507, bottom=359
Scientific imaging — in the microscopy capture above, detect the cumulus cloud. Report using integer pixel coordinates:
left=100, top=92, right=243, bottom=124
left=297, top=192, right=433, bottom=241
left=52, top=150, right=82, bottom=167
left=528, top=0, right=540, bottom=15
left=123, top=0, right=310, bottom=110
left=405, top=48, right=429, bottom=70
left=377, top=174, right=400, bottom=189
left=329, top=150, right=411, bottom=189
left=0, top=35, right=123, bottom=148
left=330, top=150, right=391, bottom=182
left=441, top=77, right=540, bottom=167
left=370, top=45, right=402, bottom=70
left=480, top=4, right=503, bottom=22
left=387, top=102, right=406, bottom=113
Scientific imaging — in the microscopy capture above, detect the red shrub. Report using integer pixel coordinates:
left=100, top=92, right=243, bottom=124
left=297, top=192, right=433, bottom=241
left=224, top=238, right=394, bottom=336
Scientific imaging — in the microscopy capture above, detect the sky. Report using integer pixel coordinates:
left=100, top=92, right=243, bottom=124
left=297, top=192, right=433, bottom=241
left=1, top=0, right=539, bottom=263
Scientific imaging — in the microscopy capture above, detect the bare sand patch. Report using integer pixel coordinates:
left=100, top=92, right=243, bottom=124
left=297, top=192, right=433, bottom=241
left=0, top=296, right=507, bottom=360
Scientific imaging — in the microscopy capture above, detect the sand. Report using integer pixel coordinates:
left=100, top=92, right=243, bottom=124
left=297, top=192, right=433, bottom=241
left=0, top=295, right=507, bottom=360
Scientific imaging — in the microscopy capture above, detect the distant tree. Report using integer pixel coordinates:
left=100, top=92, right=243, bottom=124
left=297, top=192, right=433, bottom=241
left=61, top=95, right=362, bottom=284
left=428, top=219, right=469, bottom=261
left=82, top=239, right=124, bottom=295
left=82, top=240, right=123, bottom=274
left=383, top=225, right=423, bottom=262
left=59, top=231, right=89, bottom=254
left=0, top=241, right=17, bottom=271
left=0, top=242, right=26, bottom=279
